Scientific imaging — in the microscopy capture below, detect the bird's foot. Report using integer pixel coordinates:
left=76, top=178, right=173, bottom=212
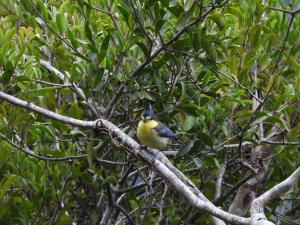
left=140, top=144, right=148, bottom=150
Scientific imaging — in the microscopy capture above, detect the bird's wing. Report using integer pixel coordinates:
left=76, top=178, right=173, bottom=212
left=154, top=123, right=176, bottom=138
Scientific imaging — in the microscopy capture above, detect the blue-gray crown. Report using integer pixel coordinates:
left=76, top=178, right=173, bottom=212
left=142, top=104, right=157, bottom=120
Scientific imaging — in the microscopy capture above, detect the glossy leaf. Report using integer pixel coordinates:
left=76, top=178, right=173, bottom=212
left=178, top=140, right=195, bottom=156
left=176, top=11, right=191, bottom=31
left=56, top=13, right=66, bottom=34
left=197, top=132, right=213, bottom=148
left=208, top=12, right=226, bottom=30
left=0, top=174, right=17, bottom=199
left=183, top=0, right=195, bottom=11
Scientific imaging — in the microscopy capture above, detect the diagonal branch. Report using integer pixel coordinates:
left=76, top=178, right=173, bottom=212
left=24, top=55, right=104, bottom=117
left=250, top=167, right=300, bottom=225
left=0, top=91, right=95, bottom=128
left=0, top=90, right=250, bottom=224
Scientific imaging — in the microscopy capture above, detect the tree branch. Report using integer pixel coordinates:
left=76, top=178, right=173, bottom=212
left=103, top=2, right=228, bottom=118
left=212, top=163, right=227, bottom=225
left=0, top=91, right=95, bottom=128
left=250, top=167, right=300, bottom=221
left=0, top=91, right=250, bottom=224
left=250, top=167, right=300, bottom=225
left=24, top=55, right=104, bottom=117
left=0, top=133, right=87, bottom=161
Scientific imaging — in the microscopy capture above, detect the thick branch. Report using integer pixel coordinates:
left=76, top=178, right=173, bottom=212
left=250, top=167, right=300, bottom=225
left=0, top=91, right=250, bottom=224
left=0, top=91, right=95, bottom=128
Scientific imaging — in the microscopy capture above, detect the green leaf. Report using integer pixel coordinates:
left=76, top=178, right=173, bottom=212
left=264, top=116, right=281, bottom=125
left=0, top=203, right=8, bottom=218
left=237, top=110, right=253, bottom=117
left=213, top=157, right=220, bottom=169
left=182, top=115, right=195, bottom=131
left=288, top=125, right=300, bottom=138
left=238, top=67, right=250, bottom=84
left=31, top=123, right=55, bottom=137
left=208, top=12, right=226, bottom=30
left=56, top=13, right=66, bottom=34
left=67, top=29, right=79, bottom=48
left=1, top=71, right=13, bottom=83
left=5, top=27, right=15, bottom=42
left=243, top=50, right=257, bottom=67
left=54, top=213, right=73, bottom=225
left=205, top=43, right=217, bottom=63
left=285, top=53, right=300, bottom=71
left=169, top=0, right=177, bottom=7
left=192, top=32, right=201, bottom=52
left=183, top=0, right=195, bottom=11
left=0, top=42, right=9, bottom=66
left=84, top=21, right=93, bottom=42
left=197, top=132, right=213, bottom=148
left=249, top=25, right=263, bottom=48
left=70, top=129, right=87, bottom=137
left=28, top=87, right=57, bottom=97
left=134, top=41, right=149, bottom=59
left=98, top=35, right=110, bottom=64
left=37, top=0, right=48, bottom=20
left=176, top=11, right=191, bottom=31
left=69, top=102, right=83, bottom=119
left=225, top=5, right=244, bottom=22
left=0, top=174, right=17, bottom=199
left=129, top=199, right=139, bottom=209
left=193, top=157, right=203, bottom=168
left=179, top=82, right=187, bottom=102
left=117, top=5, right=129, bottom=23
left=280, top=118, right=291, bottom=132
left=0, top=29, right=3, bottom=46
left=136, top=91, right=156, bottom=101
left=178, top=140, right=195, bottom=156
left=180, top=103, right=201, bottom=117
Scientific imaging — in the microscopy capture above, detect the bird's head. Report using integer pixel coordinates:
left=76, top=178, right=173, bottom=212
left=141, top=104, right=157, bottom=121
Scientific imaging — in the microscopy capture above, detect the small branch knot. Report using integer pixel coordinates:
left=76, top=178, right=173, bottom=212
left=95, top=119, right=102, bottom=129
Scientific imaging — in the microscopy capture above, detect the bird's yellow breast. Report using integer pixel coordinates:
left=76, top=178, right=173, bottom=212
left=137, top=120, right=169, bottom=149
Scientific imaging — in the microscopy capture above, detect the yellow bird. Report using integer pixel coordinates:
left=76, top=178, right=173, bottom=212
left=137, top=104, right=176, bottom=149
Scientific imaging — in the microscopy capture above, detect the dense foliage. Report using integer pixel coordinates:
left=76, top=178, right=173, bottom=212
left=0, top=0, right=299, bottom=224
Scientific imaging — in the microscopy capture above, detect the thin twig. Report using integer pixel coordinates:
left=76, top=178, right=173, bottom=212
left=103, top=2, right=227, bottom=118
left=0, top=133, right=87, bottom=161
left=115, top=203, right=136, bottom=225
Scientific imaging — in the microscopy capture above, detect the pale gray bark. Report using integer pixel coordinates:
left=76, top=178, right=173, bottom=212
left=0, top=91, right=298, bottom=225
